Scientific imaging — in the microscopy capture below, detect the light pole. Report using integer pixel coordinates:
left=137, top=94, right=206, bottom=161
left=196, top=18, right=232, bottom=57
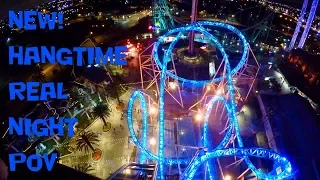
left=188, top=0, right=199, bottom=55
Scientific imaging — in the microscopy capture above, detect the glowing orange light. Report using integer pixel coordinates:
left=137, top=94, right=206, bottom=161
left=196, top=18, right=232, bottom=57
left=129, top=47, right=136, bottom=52
left=149, top=106, right=158, bottom=115
left=195, top=111, right=203, bottom=122
left=149, top=137, right=156, bottom=145
left=216, top=88, right=223, bottom=95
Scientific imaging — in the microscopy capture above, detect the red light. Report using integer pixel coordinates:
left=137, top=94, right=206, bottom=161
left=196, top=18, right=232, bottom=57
left=148, top=25, right=152, bottom=30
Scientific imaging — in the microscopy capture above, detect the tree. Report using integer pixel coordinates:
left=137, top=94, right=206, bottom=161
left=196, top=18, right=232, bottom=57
left=106, top=84, right=121, bottom=104
left=76, top=131, right=99, bottom=153
left=91, top=102, right=111, bottom=126
left=32, top=65, right=46, bottom=82
left=52, top=69, right=59, bottom=79
left=69, top=88, right=83, bottom=102
left=107, top=74, right=125, bottom=104
left=74, top=163, right=94, bottom=174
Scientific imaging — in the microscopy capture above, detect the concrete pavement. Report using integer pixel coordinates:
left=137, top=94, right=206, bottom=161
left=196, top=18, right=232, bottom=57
left=59, top=89, right=150, bottom=179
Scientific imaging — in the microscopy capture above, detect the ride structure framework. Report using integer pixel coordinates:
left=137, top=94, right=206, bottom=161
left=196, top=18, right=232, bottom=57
left=129, top=21, right=296, bottom=179
left=297, top=0, right=319, bottom=49
left=288, top=0, right=319, bottom=51
left=287, top=0, right=309, bottom=52
left=138, top=31, right=260, bottom=109
left=152, top=0, right=175, bottom=31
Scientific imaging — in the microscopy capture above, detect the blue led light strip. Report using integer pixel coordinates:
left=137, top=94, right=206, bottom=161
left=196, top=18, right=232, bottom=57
left=127, top=21, right=296, bottom=179
left=287, top=0, right=309, bottom=51
left=298, top=0, right=319, bottom=48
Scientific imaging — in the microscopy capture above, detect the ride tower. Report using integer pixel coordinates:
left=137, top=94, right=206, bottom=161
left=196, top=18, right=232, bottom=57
left=288, top=0, right=319, bottom=51
left=249, top=13, right=274, bottom=43
left=298, top=0, right=319, bottom=49
left=152, top=0, right=175, bottom=32
left=287, top=0, right=309, bottom=52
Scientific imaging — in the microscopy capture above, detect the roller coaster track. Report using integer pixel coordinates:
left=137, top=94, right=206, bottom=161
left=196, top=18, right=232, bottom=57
left=126, top=21, right=296, bottom=180
left=172, top=11, right=273, bottom=34
left=153, top=0, right=175, bottom=31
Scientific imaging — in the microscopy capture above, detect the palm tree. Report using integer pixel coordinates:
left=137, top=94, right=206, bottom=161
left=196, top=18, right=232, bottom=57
left=106, top=84, right=121, bottom=104
left=52, top=69, right=59, bottom=79
left=76, top=131, right=99, bottom=153
left=91, top=102, right=111, bottom=126
left=32, top=65, right=46, bottom=82
left=74, top=163, right=94, bottom=174
left=107, top=74, right=125, bottom=104
left=69, top=88, right=82, bottom=102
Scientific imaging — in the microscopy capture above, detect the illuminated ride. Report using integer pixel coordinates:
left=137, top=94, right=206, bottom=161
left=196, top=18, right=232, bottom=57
left=152, top=0, right=174, bottom=31
left=139, top=30, right=260, bottom=108
left=287, top=0, right=309, bottom=52
left=297, top=0, right=319, bottom=49
left=127, top=21, right=296, bottom=179
left=172, top=4, right=275, bottom=43
left=288, top=0, right=319, bottom=51
left=143, top=0, right=262, bottom=108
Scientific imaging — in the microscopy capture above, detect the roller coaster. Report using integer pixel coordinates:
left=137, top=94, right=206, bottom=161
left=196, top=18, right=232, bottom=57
left=152, top=0, right=175, bottom=31
left=125, top=20, right=296, bottom=179
left=287, top=0, right=319, bottom=51
left=116, top=0, right=320, bottom=178
left=171, top=4, right=277, bottom=45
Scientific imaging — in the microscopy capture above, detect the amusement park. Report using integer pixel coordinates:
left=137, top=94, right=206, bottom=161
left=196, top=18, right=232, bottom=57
left=1, top=0, right=320, bottom=180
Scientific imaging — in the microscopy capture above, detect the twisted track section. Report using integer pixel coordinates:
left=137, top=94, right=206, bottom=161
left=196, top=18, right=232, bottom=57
left=127, top=21, right=296, bottom=179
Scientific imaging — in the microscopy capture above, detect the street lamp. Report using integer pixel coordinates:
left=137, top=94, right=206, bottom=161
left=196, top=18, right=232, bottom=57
left=206, top=85, right=212, bottom=91
left=124, top=168, right=131, bottom=174
left=216, top=88, right=223, bottom=95
left=224, top=175, right=232, bottom=180
left=195, top=111, right=204, bottom=122
left=149, top=137, right=156, bottom=146
left=149, top=105, right=158, bottom=115
left=169, top=81, right=177, bottom=90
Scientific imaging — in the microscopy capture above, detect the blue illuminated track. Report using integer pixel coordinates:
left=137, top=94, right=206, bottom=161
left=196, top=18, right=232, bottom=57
left=297, top=0, right=319, bottom=48
left=126, top=21, right=296, bottom=180
left=287, top=0, right=308, bottom=51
